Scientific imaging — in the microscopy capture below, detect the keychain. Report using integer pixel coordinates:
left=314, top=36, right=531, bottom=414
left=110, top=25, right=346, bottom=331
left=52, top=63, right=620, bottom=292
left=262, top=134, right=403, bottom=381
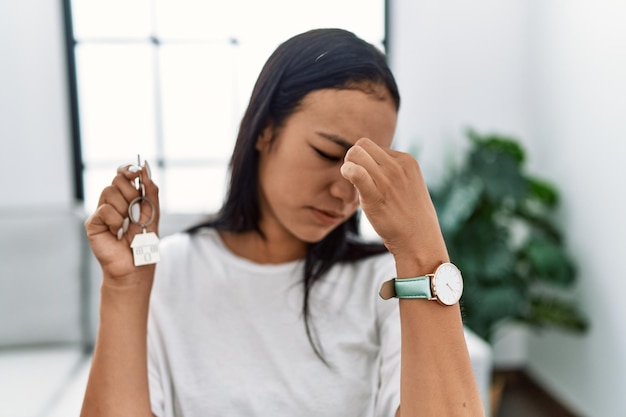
left=128, top=154, right=160, bottom=267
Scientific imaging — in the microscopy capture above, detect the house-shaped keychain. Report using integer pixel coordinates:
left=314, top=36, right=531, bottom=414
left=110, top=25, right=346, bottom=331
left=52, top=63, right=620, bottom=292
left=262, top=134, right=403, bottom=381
left=130, top=230, right=160, bottom=266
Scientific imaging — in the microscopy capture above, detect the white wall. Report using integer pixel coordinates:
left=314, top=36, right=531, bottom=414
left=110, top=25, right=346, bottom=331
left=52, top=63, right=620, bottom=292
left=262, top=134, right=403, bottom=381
left=0, top=1, right=82, bottom=349
left=526, top=2, right=626, bottom=417
left=0, top=0, right=73, bottom=209
left=390, top=1, right=626, bottom=416
left=388, top=0, right=533, bottom=184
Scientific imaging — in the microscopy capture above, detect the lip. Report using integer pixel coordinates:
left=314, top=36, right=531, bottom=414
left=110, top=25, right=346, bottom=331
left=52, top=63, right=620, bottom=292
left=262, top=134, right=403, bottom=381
left=309, top=207, right=345, bottom=226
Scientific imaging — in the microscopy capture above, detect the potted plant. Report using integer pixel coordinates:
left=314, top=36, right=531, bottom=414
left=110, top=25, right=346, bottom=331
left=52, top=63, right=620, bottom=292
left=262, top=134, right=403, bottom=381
left=429, top=129, right=589, bottom=414
left=430, top=129, right=589, bottom=342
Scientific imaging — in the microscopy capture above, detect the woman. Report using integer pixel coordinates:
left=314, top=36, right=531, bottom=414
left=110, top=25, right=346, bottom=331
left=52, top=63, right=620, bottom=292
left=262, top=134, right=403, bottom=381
left=81, top=28, right=484, bottom=417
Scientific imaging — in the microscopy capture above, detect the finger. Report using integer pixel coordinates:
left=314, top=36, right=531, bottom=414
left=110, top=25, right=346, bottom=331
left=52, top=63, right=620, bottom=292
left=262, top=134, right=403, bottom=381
left=352, top=137, right=396, bottom=166
left=344, top=138, right=404, bottom=188
left=109, top=162, right=156, bottom=215
left=87, top=203, right=126, bottom=239
left=342, top=140, right=395, bottom=202
left=97, top=186, right=133, bottom=236
left=101, top=169, right=143, bottom=225
left=97, top=161, right=160, bottom=237
left=340, top=160, right=380, bottom=203
left=110, top=172, right=144, bottom=204
left=98, top=184, right=133, bottom=215
left=354, top=137, right=412, bottom=179
left=117, top=163, right=141, bottom=177
left=116, top=163, right=143, bottom=189
left=344, top=142, right=381, bottom=176
left=139, top=160, right=160, bottom=233
left=97, top=165, right=142, bottom=207
left=141, top=160, right=159, bottom=215
left=123, top=162, right=160, bottom=238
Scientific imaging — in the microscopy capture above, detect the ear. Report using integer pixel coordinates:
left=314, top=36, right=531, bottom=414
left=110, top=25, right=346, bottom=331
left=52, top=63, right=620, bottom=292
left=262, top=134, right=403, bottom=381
left=255, top=123, right=274, bottom=152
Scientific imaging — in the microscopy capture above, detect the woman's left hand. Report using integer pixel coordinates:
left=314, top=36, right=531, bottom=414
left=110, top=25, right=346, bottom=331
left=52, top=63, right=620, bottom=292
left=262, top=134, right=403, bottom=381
left=341, top=137, right=449, bottom=270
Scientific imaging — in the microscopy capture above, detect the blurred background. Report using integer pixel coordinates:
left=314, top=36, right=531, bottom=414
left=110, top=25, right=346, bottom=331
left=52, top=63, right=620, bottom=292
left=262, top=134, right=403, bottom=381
left=1, top=1, right=625, bottom=416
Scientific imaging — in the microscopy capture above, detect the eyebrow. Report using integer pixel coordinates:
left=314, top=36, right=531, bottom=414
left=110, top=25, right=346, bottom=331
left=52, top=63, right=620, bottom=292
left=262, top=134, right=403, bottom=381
left=314, top=131, right=352, bottom=150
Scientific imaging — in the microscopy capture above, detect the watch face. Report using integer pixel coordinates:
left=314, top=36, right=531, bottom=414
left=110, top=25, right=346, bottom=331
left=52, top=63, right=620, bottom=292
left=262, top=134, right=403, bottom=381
left=432, top=263, right=463, bottom=306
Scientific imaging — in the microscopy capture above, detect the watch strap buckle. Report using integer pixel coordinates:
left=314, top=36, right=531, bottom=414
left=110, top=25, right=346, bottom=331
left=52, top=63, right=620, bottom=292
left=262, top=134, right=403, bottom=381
left=379, top=278, right=397, bottom=300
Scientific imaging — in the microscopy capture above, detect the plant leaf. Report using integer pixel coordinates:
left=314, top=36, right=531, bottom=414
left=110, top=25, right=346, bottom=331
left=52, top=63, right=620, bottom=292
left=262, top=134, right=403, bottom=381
left=522, top=237, right=576, bottom=286
left=524, top=296, right=589, bottom=333
left=462, top=284, right=524, bottom=342
left=467, top=143, right=528, bottom=204
left=467, top=129, right=525, bottom=164
left=528, top=176, right=559, bottom=208
left=434, top=177, right=483, bottom=236
left=432, top=128, right=589, bottom=343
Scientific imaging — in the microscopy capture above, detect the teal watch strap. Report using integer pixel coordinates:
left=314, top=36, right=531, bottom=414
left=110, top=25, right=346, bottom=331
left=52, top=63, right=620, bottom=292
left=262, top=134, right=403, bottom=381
left=394, top=276, right=433, bottom=299
left=379, top=263, right=462, bottom=304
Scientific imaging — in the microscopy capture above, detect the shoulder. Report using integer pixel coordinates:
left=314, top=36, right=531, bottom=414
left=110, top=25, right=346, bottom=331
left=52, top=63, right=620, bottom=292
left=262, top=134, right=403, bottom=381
left=155, top=228, right=221, bottom=280
left=159, top=230, right=191, bottom=253
left=318, top=250, right=395, bottom=302
left=159, top=227, right=219, bottom=256
left=338, top=250, right=395, bottom=279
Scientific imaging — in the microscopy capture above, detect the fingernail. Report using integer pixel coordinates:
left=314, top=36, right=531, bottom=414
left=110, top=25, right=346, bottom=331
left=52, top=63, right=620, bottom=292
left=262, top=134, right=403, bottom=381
left=128, top=165, right=140, bottom=173
left=340, top=163, right=352, bottom=177
left=116, top=227, right=124, bottom=240
left=131, top=203, right=141, bottom=222
left=143, top=160, right=152, bottom=180
left=122, top=217, right=130, bottom=233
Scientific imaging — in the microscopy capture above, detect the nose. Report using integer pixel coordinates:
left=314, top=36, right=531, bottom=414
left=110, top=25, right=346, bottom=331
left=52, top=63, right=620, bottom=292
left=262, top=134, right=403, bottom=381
left=330, top=174, right=359, bottom=206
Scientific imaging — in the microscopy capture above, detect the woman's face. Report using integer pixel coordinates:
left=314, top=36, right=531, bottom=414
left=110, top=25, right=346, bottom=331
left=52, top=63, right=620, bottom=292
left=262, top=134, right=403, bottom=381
left=256, top=85, right=398, bottom=246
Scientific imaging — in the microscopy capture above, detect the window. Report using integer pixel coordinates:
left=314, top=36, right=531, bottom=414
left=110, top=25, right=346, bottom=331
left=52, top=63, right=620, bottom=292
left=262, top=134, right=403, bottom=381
left=65, top=0, right=388, bottom=215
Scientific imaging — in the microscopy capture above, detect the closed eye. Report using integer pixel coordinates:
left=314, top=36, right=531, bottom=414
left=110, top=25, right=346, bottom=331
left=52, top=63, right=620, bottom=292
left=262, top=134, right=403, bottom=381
left=312, top=147, right=342, bottom=162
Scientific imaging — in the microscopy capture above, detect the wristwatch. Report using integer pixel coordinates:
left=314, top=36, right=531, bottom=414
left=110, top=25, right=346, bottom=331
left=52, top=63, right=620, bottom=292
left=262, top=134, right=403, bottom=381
left=379, top=262, right=463, bottom=306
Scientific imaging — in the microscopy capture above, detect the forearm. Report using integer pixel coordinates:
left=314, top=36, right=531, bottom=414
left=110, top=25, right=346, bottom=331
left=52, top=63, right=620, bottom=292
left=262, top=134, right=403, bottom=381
left=395, top=258, right=485, bottom=417
left=80, top=273, right=155, bottom=417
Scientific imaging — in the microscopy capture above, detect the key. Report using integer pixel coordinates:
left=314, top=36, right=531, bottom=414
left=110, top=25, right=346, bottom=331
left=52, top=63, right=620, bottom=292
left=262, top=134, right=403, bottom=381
left=127, top=154, right=160, bottom=266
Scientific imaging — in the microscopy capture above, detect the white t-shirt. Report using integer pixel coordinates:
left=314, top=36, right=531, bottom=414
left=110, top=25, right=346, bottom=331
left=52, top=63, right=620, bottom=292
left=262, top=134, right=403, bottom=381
left=148, top=228, right=401, bottom=417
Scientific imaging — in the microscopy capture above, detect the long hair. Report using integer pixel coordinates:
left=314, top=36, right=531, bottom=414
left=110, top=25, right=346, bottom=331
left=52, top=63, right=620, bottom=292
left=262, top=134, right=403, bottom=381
left=188, top=28, right=401, bottom=363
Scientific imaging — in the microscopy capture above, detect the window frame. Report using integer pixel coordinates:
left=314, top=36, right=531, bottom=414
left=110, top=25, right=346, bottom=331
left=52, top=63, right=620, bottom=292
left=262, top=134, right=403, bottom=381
left=62, top=0, right=391, bottom=206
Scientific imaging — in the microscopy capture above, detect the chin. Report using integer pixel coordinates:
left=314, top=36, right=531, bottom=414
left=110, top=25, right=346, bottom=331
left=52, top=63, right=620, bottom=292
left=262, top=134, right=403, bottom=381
left=298, top=231, right=331, bottom=244
left=296, top=224, right=343, bottom=245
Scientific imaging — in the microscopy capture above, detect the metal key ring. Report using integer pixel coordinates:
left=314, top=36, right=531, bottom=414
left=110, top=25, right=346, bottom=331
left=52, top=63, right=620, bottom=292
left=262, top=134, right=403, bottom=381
left=128, top=196, right=155, bottom=229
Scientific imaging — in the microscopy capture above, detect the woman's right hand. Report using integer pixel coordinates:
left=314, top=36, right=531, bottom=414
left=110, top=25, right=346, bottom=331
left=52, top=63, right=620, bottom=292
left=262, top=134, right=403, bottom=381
left=84, top=162, right=160, bottom=286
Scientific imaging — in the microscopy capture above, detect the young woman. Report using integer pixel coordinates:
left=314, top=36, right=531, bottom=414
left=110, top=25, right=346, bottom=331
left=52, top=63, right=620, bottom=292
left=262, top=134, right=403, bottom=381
left=81, top=29, right=484, bottom=417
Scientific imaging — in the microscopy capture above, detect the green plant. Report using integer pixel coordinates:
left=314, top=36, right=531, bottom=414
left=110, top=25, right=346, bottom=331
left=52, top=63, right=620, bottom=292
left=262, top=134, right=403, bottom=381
left=430, top=129, right=589, bottom=342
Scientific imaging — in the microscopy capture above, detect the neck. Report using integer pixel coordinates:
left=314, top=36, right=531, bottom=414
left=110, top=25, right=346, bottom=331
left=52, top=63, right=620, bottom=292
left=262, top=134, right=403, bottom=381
left=219, top=230, right=307, bottom=264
